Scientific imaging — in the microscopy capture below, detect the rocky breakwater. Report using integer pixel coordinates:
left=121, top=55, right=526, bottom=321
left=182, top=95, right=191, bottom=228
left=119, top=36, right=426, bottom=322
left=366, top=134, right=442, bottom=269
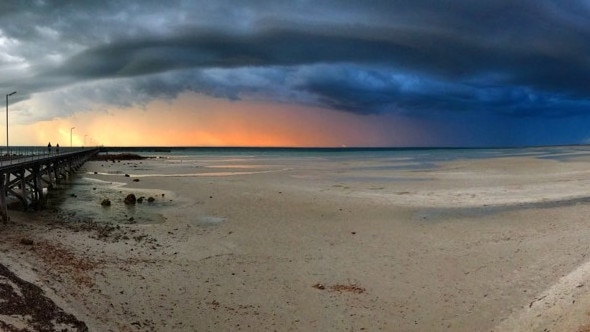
left=90, top=153, right=148, bottom=162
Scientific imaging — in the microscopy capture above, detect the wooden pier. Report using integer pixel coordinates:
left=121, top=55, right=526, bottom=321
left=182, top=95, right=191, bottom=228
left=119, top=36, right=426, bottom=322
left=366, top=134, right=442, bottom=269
left=0, top=147, right=99, bottom=222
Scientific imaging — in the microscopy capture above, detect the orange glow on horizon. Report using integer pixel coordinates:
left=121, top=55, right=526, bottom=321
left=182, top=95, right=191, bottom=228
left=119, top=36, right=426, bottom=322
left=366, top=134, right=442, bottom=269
left=12, top=93, right=433, bottom=147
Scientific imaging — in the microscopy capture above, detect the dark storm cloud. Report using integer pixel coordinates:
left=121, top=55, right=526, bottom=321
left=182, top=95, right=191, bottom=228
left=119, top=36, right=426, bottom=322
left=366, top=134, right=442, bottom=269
left=1, top=0, right=590, bottom=119
left=295, top=65, right=590, bottom=117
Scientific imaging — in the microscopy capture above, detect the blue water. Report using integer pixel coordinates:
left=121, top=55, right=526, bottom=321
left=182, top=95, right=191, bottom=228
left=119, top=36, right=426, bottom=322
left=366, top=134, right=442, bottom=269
left=108, top=145, right=590, bottom=171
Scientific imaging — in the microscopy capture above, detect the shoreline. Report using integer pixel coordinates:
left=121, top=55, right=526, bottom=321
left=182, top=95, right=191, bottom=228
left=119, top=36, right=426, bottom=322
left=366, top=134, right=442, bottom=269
left=2, top=152, right=590, bottom=330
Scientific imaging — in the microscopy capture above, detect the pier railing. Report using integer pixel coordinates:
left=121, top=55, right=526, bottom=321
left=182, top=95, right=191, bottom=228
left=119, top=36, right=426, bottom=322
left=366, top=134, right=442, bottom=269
left=0, top=146, right=95, bottom=167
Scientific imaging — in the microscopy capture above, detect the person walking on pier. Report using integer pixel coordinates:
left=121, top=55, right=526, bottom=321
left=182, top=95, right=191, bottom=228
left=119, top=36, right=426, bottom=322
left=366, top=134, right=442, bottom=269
left=56, top=143, right=60, bottom=154
left=47, top=142, right=52, bottom=154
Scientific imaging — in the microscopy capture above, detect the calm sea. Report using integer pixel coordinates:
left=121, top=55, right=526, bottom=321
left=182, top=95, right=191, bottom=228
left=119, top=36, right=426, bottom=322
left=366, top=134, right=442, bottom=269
left=48, top=145, right=590, bottom=224
left=107, top=145, right=590, bottom=170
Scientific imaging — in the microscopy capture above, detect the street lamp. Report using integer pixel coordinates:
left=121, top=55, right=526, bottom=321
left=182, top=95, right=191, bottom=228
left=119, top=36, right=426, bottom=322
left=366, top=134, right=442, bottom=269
left=70, top=127, right=75, bottom=147
left=5, top=91, right=16, bottom=153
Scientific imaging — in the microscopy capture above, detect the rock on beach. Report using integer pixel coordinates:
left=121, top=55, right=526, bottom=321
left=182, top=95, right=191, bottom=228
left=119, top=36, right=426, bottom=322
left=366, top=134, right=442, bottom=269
left=124, top=194, right=137, bottom=205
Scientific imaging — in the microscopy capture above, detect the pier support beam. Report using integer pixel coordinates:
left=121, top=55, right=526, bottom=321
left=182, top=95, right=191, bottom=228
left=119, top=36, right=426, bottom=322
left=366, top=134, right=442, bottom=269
left=32, top=165, right=44, bottom=208
left=0, top=173, right=7, bottom=223
left=7, top=170, right=28, bottom=210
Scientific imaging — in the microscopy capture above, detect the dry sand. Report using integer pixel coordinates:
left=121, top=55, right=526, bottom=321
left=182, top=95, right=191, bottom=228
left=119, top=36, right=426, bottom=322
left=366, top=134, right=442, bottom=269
left=2, top=152, right=590, bottom=331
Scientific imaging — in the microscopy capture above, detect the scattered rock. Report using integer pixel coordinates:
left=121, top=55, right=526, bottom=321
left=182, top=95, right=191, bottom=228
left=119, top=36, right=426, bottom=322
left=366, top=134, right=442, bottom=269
left=329, top=283, right=366, bottom=294
left=137, top=197, right=144, bottom=204
left=312, top=283, right=326, bottom=290
left=312, top=282, right=366, bottom=294
left=100, top=198, right=111, bottom=207
left=133, top=179, right=140, bottom=182
left=124, top=194, right=137, bottom=205
left=147, top=197, right=155, bottom=203
left=133, top=235, right=148, bottom=242
left=124, top=174, right=130, bottom=177
left=20, top=238, right=34, bottom=246
left=70, top=193, right=77, bottom=198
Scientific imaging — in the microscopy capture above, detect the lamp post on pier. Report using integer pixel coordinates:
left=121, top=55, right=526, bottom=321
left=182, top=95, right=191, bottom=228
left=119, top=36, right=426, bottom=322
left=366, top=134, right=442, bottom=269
left=5, top=91, right=16, bottom=154
left=70, top=127, right=75, bottom=147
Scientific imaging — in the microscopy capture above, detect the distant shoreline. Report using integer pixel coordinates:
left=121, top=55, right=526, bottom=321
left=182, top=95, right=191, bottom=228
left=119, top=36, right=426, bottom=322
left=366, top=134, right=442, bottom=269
left=98, top=144, right=590, bottom=154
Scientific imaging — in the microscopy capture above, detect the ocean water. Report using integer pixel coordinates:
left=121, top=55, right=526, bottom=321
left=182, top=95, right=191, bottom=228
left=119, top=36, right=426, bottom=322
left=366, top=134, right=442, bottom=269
left=132, top=144, right=590, bottom=159
left=48, top=145, right=590, bottom=224
left=122, top=145, right=590, bottom=175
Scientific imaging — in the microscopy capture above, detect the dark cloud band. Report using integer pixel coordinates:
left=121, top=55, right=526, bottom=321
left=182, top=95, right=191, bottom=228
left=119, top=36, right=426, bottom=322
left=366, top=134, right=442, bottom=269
left=1, top=0, right=590, bottom=120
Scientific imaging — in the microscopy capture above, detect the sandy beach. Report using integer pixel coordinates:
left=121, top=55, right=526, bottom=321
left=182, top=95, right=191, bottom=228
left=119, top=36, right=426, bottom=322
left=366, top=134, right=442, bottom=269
left=3, top=148, right=590, bottom=331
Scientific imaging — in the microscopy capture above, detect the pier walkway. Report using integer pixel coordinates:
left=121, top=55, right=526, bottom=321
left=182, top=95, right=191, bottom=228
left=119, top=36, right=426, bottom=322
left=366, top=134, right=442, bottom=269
left=0, top=147, right=99, bottom=222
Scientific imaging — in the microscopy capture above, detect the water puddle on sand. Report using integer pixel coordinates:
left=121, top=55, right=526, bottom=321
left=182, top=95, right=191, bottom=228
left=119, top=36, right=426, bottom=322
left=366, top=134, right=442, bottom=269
left=194, top=216, right=227, bottom=225
left=46, top=176, right=176, bottom=225
left=89, top=168, right=289, bottom=177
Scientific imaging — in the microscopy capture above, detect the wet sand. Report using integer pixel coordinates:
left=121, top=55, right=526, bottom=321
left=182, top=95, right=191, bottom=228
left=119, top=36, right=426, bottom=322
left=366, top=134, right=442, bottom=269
left=2, top=152, right=590, bottom=331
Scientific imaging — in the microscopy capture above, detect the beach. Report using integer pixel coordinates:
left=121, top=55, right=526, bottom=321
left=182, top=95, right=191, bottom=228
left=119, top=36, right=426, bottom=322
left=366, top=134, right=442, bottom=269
left=2, top=147, right=590, bottom=331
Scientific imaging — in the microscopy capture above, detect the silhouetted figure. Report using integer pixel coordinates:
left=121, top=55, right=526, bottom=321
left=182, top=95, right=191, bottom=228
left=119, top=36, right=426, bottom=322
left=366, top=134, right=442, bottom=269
left=56, top=143, right=60, bottom=154
left=47, top=142, right=51, bottom=154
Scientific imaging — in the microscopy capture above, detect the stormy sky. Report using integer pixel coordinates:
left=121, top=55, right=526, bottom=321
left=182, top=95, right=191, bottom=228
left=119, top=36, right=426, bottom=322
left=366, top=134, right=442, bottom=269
left=1, top=1, right=590, bottom=147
